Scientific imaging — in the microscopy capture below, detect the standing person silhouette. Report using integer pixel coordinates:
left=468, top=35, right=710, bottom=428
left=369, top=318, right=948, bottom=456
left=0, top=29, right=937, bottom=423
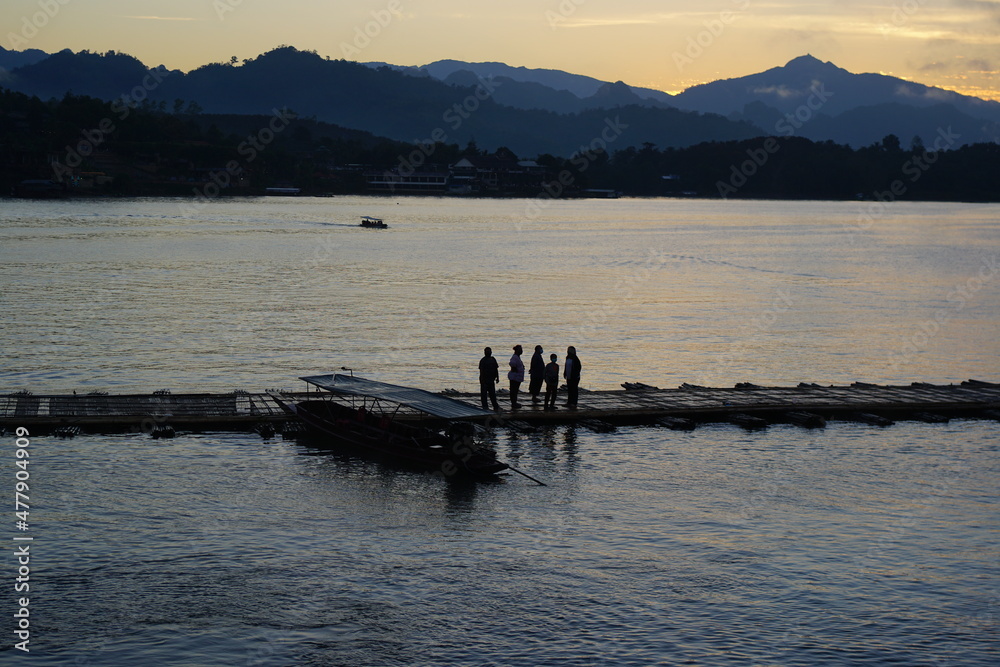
left=543, top=353, right=560, bottom=410
left=478, top=347, right=500, bottom=411
left=564, top=345, right=582, bottom=408
left=528, top=345, right=545, bottom=403
left=508, top=344, right=525, bottom=409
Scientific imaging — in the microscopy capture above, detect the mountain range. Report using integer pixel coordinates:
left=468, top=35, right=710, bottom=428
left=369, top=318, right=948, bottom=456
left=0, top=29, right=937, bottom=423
left=2, top=46, right=998, bottom=157
left=371, top=55, right=1000, bottom=141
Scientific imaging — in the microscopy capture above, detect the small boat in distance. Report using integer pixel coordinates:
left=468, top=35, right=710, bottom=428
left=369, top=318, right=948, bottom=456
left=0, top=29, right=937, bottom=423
left=271, top=374, right=509, bottom=480
left=264, top=186, right=301, bottom=195
left=360, top=215, right=388, bottom=228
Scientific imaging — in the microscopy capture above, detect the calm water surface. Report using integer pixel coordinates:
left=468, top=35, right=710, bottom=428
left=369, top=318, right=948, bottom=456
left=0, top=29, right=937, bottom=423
left=1, top=196, right=998, bottom=665
left=2, top=196, right=998, bottom=392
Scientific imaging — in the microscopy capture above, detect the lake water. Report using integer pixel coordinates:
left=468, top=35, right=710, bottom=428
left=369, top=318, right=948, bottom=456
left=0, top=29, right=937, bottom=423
left=1, top=196, right=998, bottom=665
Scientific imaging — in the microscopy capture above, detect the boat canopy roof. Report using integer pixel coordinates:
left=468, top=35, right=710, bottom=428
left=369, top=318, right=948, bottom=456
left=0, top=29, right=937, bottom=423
left=361, top=215, right=382, bottom=221
left=300, top=374, right=491, bottom=420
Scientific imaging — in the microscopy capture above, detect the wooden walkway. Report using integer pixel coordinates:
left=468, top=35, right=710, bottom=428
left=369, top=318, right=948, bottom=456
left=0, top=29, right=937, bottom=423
left=2, top=380, right=999, bottom=435
left=462, top=380, right=1000, bottom=428
left=0, top=391, right=286, bottom=432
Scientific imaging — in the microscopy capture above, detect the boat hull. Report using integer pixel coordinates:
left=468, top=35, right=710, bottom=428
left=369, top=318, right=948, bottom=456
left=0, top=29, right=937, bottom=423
left=284, top=399, right=507, bottom=479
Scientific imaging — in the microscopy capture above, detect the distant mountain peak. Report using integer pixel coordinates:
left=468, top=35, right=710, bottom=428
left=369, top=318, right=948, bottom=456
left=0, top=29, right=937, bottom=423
left=581, top=80, right=647, bottom=108
left=414, top=59, right=609, bottom=98
left=0, top=45, right=52, bottom=71
left=609, top=80, right=631, bottom=90
left=781, top=54, right=846, bottom=75
left=592, top=80, right=633, bottom=96
left=786, top=54, right=823, bottom=66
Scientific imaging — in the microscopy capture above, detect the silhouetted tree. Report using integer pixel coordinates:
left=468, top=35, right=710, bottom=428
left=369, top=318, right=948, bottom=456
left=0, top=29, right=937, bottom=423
left=881, top=134, right=902, bottom=152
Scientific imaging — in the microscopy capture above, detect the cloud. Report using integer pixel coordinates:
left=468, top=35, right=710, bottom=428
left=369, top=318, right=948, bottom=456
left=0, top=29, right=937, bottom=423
left=895, top=83, right=956, bottom=102
left=122, top=16, right=200, bottom=22
left=923, top=87, right=957, bottom=101
left=751, top=85, right=805, bottom=99
left=918, top=61, right=950, bottom=72
left=765, top=27, right=843, bottom=56
left=919, top=57, right=995, bottom=73
left=551, top=10, right=711, bottom=29
left=555, top=16, right=671, bottom=28
left=948, top=0, right=1000, bottom=22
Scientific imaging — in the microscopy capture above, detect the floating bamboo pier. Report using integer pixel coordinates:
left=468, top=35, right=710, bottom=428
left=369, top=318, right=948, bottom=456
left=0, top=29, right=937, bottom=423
left=2, top=380, right=999, bottom=436
left=0, top=390, right=285, bottom=432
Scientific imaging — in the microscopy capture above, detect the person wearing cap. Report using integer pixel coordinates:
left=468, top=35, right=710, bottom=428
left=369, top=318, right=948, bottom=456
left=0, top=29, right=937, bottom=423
left=508, top=344, right=525, bottom=409
left=478, top=347, right=500, bottom=411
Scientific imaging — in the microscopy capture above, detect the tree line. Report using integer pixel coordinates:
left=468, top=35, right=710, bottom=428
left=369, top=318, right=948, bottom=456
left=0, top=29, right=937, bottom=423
left=1, top=87, right=996, bottom=201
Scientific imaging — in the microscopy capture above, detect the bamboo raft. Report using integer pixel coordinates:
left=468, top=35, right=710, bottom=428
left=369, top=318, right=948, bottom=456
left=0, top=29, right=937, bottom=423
left=0, top=390, right=285, bottom=433
left=1, top=380, right=999, bottom=435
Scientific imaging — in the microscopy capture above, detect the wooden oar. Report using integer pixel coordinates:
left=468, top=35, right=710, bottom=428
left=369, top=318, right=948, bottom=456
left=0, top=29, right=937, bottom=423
left=505, top=463, right=547, bottom=486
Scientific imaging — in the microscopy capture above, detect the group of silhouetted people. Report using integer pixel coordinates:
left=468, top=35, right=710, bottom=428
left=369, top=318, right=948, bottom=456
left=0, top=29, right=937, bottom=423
left=479, top=345, right=581, bottom=412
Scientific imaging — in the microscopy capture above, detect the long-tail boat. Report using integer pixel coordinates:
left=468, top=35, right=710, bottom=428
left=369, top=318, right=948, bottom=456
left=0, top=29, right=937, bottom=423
left=273, top=374, right=509, bottom=479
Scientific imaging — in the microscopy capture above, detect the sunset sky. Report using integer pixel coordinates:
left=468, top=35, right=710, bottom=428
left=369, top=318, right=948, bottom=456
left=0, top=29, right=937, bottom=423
left=4, top=0, right=999, bottom=100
